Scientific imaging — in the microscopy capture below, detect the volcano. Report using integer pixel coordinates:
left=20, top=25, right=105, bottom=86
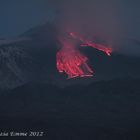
left=0, top=22, right=140, bottom=89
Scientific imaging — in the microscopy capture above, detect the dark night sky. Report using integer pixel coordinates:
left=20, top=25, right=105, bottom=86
left=0, top=0, right=54, bottom=38
left=0, top=0, right=140, bottom=41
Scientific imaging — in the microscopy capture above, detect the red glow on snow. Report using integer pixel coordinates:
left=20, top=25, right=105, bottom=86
left=56, top=48, right=93, bottom=79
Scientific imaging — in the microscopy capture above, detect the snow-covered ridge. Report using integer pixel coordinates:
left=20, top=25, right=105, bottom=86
left=0, top=44, right=35, bottom=89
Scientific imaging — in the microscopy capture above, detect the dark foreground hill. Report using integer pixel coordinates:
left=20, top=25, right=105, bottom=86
left=0, top=78, right=140, bottom=140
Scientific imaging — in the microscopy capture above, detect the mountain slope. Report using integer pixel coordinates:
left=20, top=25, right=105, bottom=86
left=0, top=23, right=140, bottom=89
left=0, top=78, right=140, bottom=140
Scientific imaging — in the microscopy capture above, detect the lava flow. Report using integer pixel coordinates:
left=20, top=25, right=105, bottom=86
left=69, top=32, right=112, bottom=56
left=56, top=32, right=112, bottom=79
left=56, top=48, right=93, bottom=79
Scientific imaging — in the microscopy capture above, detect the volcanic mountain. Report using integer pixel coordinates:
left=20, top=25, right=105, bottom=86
left=0, top=22, right=140, bottom=89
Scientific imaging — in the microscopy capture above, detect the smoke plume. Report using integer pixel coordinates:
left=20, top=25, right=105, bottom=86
left=49, top=0, right=140, bottom=56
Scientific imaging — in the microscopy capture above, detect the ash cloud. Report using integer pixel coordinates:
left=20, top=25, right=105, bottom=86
left=49, top=0, right=140, bottom=56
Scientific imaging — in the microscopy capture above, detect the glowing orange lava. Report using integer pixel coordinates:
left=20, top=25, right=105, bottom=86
left=69, top=32, right=112, bottom=56
left=56, top=32, right=112, bottom=79
left=56, top=48, right=93, bottom=79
